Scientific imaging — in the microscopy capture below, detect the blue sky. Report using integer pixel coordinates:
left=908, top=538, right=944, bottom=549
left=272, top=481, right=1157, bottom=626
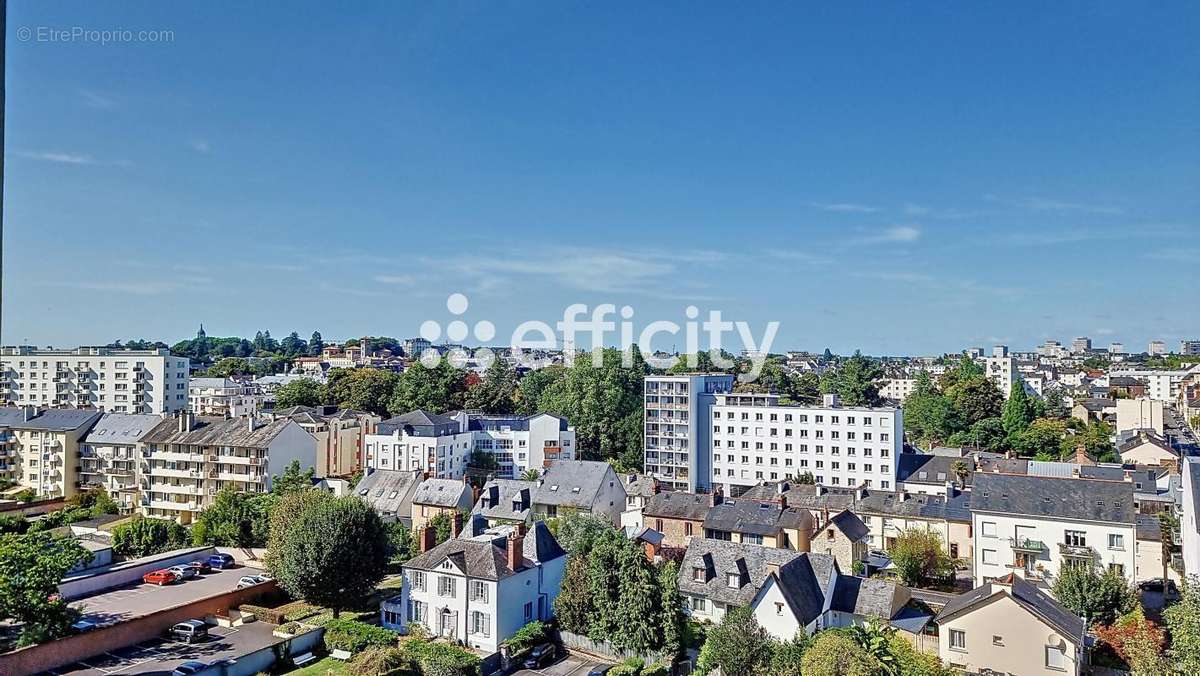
left=4, top=2, right=1197, bottom=355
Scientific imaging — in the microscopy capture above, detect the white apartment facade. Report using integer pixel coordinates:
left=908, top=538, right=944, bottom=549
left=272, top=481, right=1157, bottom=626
left=0, top=346, right=190, bottom=414
left=0, top=407, right=103, bottom=498
left=879, top=378, right=918, bottom=402
left=1111, top=366, right=1200, bottom=402
left=643, top=373, right=735, bottom=493
left=365, top=410, right=575, bottom=480
left=1183, top=458, right=1200, bottom=579
left=985, top=349, right=1018, bottom=398
left=971, top=474, right=1137, bottom=588
left=79, top=413, right=163, bottom=512
left=139, top=411, right=316, bottom=523
left=188, top=377, right=263, bottom=417
left=710, top=392, right=903, bottom=493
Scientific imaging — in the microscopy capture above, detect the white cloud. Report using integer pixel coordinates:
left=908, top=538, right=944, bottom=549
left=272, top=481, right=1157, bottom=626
left=61, top=280, right=187, bottom=296
left=18, top=151, right=96, bottom=165
left=853, top=225, right=921, bottom=244
left=805, top=201, right=880, bottom=213
left=853, top=271, right=934, bottom=283
left=373, top=274, right=415, bottom=285
left=1095, top=327, right=1116, bottom=336
left=79, top=89, right=117, bottom=109
left=190, top=139, right=211, bottom=154
left=985, top=194, right=1123, bottom=215
left=767, top=250, right=834, bottom=265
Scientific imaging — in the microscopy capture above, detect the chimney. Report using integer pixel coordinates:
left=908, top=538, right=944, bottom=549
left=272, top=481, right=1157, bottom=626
left=651, top=479, right=661, bottom=495
left=1074, top=445, right=1095, bottom=466
left=507, top=531, right=525, bottom=571
left=178, top=410, right=194, bottom=433
left=627, top=473, right=637, bottom=485
left=779, top=494, right=788, bottom=510
left=472, top=484, right=481, bottom=506
left=247, top=414, right=257, bottom=433
left=855, top=487, right=867, bottom=501
left=22, top=405, right=37, bottom=422
left=451, top=510, right=464, bottom=538
left=419, top=525, right=436, bottom=552
left=898, top=491, right=909, bottom=503
left=766, top=562, right=781, bottom=579
left=945, top=481, right=957, bottom=498
left=643, top=538, right=660, bottom=563
left=711, top=486, right=724, bottom=507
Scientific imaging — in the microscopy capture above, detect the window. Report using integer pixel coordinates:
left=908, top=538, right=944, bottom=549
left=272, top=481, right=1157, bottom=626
left=408, top=600, right=427, bottom=624
left=982, top=549, right=997, bottom=565
left=1108, top=534, right=1124, bottom=550
left=685, top=522, right=693, bottom=536
left=438, top=575, right=456, bottom=597
left=727, top=572, right=740, bottom=588
left=524, top=601, right=533, bottom=622
left=692, top=596, right=706, bottom=611
left=411, top=571, right=426, bottom=591
left=981, top=521, right=997, bottom=538
left=1065, top=530, right=1086, bottom=547
left=470, top=580, right=488, bottom=602
left=993, top=635, right=1003, bottom=646
left=1045, top=645, right=1067, bottom=671
left=692, top=567, right=706, bottom=582
left=949, top=629, right=966, bottom=651
left=471, top=610, right=491, bottom=636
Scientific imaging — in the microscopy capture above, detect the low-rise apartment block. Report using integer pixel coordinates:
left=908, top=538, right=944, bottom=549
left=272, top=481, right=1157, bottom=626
left=971, top=474, right=1137, bottom=588
left=0, top=346, right=190, bottom=413
left=273, top=406, right=380, bottom=477
left=0, top=407, right=103, bottom=498
left=139, top=411, right=316, bottom=523
left=711, top=392, right=903, bottom=492
left=79, top=413, right=162, bottom=512
left=187, top=377, right=263, bottom=417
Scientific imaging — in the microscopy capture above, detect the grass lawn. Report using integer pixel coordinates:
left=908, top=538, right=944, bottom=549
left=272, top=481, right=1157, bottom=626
left=283, top=656, right=353, bottom=676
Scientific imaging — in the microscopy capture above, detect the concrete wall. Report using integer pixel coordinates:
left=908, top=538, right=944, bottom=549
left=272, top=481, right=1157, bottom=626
left=59, top=546, right=217, bottom=599
left=0, top=581, right=279, bottom=675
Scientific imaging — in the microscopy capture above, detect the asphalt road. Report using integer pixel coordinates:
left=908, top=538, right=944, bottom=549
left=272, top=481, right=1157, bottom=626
left=39, top=621, right=280, bottom=676
left=71, top=565, right=267, bottom=626
left=513, top=654, right=610, bottom=676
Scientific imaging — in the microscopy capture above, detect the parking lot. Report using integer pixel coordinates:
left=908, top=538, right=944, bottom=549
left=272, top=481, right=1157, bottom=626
left=514, top=654, right=610, bottom=676
left=71, top=565, right=267, bottom=626
left=38, top=621, right=280, bottom=675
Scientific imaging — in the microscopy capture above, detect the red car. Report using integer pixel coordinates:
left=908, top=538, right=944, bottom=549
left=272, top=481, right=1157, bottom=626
left=143, top=569, right=177, bottom=586
left=187, top=560, right=213, bottom=574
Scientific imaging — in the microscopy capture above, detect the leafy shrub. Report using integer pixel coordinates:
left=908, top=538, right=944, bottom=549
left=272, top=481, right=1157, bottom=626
left=323, top=618, right=398, bottom=653
left=500, top=620, right=548, bottom=655
left=353, top=646, right=417, bottom=676
left=399, top=639, right=482, bottom=676
left=608, top=657, right=645, bottom=676
left=278, top=621, right=302, bottom=635
left=640, top=662, right=670, bottom=676
left=279, top=600, right=321, bottom=622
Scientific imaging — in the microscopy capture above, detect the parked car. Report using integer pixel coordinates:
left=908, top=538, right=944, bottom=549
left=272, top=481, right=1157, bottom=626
left=168, top=565, right=198, bottom=581
left=168, top=620, right=209, bottom=644
left=143, top=569, right=177, bottom=586
left=70, top=619, right=98, bottom=634
left=187, top=560, right=213, bottom=574
left=522, top=643, right=559, bottom=669
left=208, top=553, right=236, bottom=569
left=171, top=660, right=210, bottom=675
left=236, top=575, right=265, bottom=589
left=587, top=666, right=613, bottom=676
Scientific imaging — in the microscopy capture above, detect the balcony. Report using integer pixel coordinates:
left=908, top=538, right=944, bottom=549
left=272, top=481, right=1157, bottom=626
left=152, top=467, right=203, bottom=479
left=151, top=482, right=204, bottom=496
left=218, top=454, right=262, bottom=465
left=1059, top=542, right=1095, bottom=560
left=147, top=450, right=206, bottom=463
left=1010, top=537, right=1047, bottom=554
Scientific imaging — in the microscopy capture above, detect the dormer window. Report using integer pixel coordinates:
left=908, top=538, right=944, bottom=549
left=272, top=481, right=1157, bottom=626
left=692, top=567, right=705, bottom=581
left=727, top=573, right=740, bottom=588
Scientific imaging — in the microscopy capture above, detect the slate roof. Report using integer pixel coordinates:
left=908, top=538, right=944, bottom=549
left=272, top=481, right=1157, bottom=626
left=0, top=407, right=102, bottom=432
left=936, top=575, right=1085, bottom=641
left=620, top=473, right=660, bottom=499
left=403, top=521, right=564, bottom=580
left=739, top=482, right=972, bottom=522
left=643, top=491, right=713, bottom=521
left=82, top=413, right=162, bottom=445
left=377, top=410, right=460, bottom=436
left=677, top=538, right=833, bottom=616
left=534, top=460, right=620, bottom=509
left=412, top=478, right=472, bottom=508
left=829, top=575, right=907, bottom=619
left=1117, top=432, right=1175, bottom=457
left=897, top=453, right=972, bottom=486
left=826, top=510, right=870, bottom=542
left=704, top=497, right=813, bottom=537
left=971, top=473, right=1135, bottom=524
left=473, top=479, right=536, bottom=522
left=356, top=468, right=423, bottom=518
left=1135, top=514, right=1162, bottom=542
left=141, top=415, right=297, bottom=448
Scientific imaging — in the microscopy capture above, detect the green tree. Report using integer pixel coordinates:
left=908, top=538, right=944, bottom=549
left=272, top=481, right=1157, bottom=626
left=768, top=635, right=809, bottom=676
left=520, top=468, right=541, bottom=482
left=1164, top=575, right=1200, bottom=672
left=464, top=357, right=519, bottom=414
left=206, top=357, right=253, bottom=377
left=274, top=378, right=325, bottom=408
left=309, top=331, right=325, bottom=356
left=386, top=522, right=417, bottom=566
left=658, top=561, right=685, bottom=654
left=553, top=557, right=594, bottom=634
left=1015, top=418, right=1069, bottom=459
left=1051, top=564, right=1136, bottom=626
left=938, top=356, right=985, bottom=390
left=822, top=351, right=884, bottom=406
left=800, top=630, right=880, bottom=676
left=888, top=528, right=953, bottom=588
left=1001, top=381, right=1035, bottom=438
left=111, top=516, right=190, bottom=557
left=265, top=489, right=333, bottom=570
left=613, top=537, right=660, bottom=651
left=272, top=496, right=389, bottom=617
left=271, top=459, right=315, bottom=496
left=326, top=367, right=402, bottom=416
left=903, top=383, right=961, bottom=449
left=537, top=348, right=647, bottom=462
left=193, top=488, right=273, bottom=548
left=965, top=416, right=1007, bottom=452
left=584, top=531, right=626, bottom=642
left=388, top=361, right=467, bottom=415
left=0, top=533, right=92, bottom=645
left=944, top=375, right=1004, bottom=426
left=428, top=511, right=455, bottom=545
left=694, top=606, right=773, bottom=676
left=513, top=366, right=566, bottom=416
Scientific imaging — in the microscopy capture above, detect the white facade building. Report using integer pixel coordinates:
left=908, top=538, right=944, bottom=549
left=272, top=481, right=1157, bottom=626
left=365, top=410, right=575, bottom=480
left=1111, top=366, right=1200, bottom=402
left=1148, top=340, right=1166, bottom=356
left=188, top=378, right=263, bottom=417
left=985, top=353, right=1018, bottom=398
left=971, top=474, right=1137, bottom=588
left=879, top=378, right=918, bottom=402
left=643, top=374, right=736, bottom=493
left=79, top=413, right=163, bottom=512
left=0, top=346, right=190, bottom=414
left=710, top=392, right=903, bottom=493
left=1183, top=458, right=1200, bottom=579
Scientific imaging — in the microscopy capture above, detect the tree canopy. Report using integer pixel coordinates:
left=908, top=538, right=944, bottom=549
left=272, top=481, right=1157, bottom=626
left=0, top=533, right=92, bottom=645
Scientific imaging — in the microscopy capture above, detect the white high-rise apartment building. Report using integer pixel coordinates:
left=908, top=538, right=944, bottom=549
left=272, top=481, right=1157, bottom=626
left=1071, top=337, right=1092, bottom=354
left=985, top=349, right=1018, bottom=398
left=0, top=347, right=190, bottom=414
left=1182, top=340, right=1200, bottom=356
left=1148, top=340, right=1166, bottom=356
left=643, top=374, right=735, bottom=493
left=710, top=392, right=903, bottom=493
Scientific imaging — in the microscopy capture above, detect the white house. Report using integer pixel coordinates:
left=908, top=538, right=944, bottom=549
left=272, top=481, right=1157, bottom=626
left=971, top=474, right=1137, bottom=588
left=384, top=520, right=566, bottom=653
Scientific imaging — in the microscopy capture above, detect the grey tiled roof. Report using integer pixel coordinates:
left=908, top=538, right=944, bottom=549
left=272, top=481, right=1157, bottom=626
left=534, top=460, right=621, bottom=509
left=643, top=491, right=713, bottom=521
left=703, top=498, right=813, bottom=537
left=473, top=479, right=536, bottom=522
left=0, top=407, right=102, bottom=432
left=829, top=575, right=907, bottom=619
left=377, top=409, right=459, bottom=436
left=141, top=415, right=298, bottom=448
left=82, top=413, right=162, bottom=444
left=403, top=521, right=564, bottom=580
left=897, top=453, right=971, bottom=486
left=972, top=474, right=1135, bottom=524
left=826, top=510, right=870, bottom=542
left=936, top=576, right=1085, bottom=641
left=619, top=473, right=660, bottom=498
left=677, top=538, right=832, bottom=619
left=356, top=469, right=423, bottom=518
left=412, top=478, right=471, bottom=508
left=1135, top=514, right=1162, bottom=542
